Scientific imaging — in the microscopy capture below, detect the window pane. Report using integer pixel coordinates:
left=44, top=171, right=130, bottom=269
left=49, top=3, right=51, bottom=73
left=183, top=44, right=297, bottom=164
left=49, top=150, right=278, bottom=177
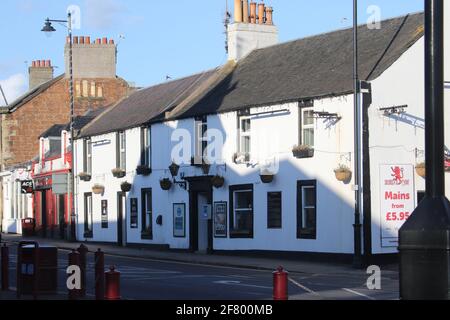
left=241, top=119, right=251, bottom=132
left=303, top=187, right=315, bottom=207
left=303, top=128, right=314, bottom=146
left=235, top=210, right=252, bottom=230
left=235, top=191, right=252, bottom=210
left=303, top=208, right=316, bottom=229
left=303, top=110, right=314, bottom=125
left=241, top=136, right=250, bottom=154
left=268, top=192, right=282, bottom=228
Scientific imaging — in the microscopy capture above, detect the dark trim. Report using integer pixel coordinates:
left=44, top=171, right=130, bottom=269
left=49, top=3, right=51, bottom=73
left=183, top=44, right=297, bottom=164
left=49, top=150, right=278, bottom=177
left=297, top=180, right=317, bottom=239
left=229, top=184, right=254, bottom=239
left=361, top=81, right=373, bottom=265
left=117, top=191, right=126, bottom=246
left=141, top=188, right=153, bottom=240
left=267, top=191, right=282, bottom=229
left=83, top=192, right=93, bottom=238
left=115, top=132, right=120, bottom=169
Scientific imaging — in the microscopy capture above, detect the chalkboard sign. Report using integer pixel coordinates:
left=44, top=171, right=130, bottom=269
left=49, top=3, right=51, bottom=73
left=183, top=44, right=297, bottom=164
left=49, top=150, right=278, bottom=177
left=173, top=203, right=186, bottom=238
left=214, top=202, right=227, bottom=238
left=130, top=198, right=138, bottom=229
left=267, top=192, right=282, bottom=229
left=101, top=200, right=108, bottom=228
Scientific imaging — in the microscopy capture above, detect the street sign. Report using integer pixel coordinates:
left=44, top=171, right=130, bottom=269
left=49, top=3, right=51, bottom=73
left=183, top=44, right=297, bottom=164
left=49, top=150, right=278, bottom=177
left=52, top=173, right=71, bottom=195
left=21, top=180, right=33, bottom=194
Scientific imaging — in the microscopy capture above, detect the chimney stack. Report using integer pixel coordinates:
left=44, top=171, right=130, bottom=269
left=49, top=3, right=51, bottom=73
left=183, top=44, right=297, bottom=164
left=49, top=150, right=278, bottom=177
left=227, top=1, right=278, bottom=61
left=29, top=60, right=54, bottom=89
left=65, top=35, right=117, bottom=79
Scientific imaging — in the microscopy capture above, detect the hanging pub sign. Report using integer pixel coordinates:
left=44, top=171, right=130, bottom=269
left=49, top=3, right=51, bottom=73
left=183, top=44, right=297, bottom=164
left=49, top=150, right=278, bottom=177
left=173, top=203, right=186, bottom=238
left=21, top=180, right=34, bottom=194
left=101, top=200, right=108, bottom=229
left=34, top=176, right=52, bottom=190
left=214, top=202, right=227, bottom=238
left=379, top=164, right=415, bottom=247
left=130, top=198, right=138, bottom=229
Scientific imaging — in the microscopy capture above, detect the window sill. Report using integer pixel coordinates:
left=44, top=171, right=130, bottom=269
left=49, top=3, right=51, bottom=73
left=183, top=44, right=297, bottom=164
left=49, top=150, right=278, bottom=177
left=141, top=233, right=153, bottom=240
left=230, top=231, right=253, bottom=239
left=84, top=231, right=93, bottom=239
left=297, top=234, right=316, bottom=240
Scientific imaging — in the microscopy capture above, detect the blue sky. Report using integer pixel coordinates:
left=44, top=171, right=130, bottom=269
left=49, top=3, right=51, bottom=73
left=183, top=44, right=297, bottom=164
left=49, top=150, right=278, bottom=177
left=0, top=0, right=423, bottom=104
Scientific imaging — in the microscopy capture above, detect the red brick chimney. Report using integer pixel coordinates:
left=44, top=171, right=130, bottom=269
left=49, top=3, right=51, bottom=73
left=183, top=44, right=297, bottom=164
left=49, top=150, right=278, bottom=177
left=29, top=60, right=54, bottom=90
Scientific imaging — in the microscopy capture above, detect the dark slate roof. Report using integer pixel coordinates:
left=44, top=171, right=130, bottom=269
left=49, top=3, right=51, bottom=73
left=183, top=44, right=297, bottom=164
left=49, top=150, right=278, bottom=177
left=172, top=12, right=424, bottom=119
left=40, top=108, right=107, bottom=138
left=79, top=69, right=219, bottom=137
left=80, top=12, right=424, bottom=137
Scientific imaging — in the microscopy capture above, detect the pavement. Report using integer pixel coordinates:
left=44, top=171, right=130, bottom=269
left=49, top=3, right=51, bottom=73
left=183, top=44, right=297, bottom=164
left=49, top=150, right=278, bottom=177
left=0, top=233, right=396, bottom=276
left=0, top=233, right=401, bottom=300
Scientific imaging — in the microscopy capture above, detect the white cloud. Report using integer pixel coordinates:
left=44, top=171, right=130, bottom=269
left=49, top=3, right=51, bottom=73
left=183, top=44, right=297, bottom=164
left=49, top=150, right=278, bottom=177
left=0, top=74, right=27, bottom=106
left=84, top=0, right=123, bottom=29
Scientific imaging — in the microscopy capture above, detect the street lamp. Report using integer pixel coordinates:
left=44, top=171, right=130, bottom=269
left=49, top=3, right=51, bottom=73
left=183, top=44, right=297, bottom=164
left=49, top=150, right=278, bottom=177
left=41, top=13, right=77, bottom=242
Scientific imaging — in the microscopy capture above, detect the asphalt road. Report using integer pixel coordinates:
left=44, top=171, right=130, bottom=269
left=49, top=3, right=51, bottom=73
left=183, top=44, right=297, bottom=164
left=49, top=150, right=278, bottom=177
left=3, top=245, right=399, bottom=300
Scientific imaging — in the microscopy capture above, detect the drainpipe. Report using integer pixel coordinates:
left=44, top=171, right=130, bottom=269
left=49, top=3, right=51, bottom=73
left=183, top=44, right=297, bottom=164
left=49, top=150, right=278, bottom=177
left=352, top=0, right=363, bottom=269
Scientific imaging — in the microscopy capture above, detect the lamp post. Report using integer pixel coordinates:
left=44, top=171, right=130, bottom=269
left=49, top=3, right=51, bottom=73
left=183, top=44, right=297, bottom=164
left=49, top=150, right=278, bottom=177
left=398, top=0, right=450, bottom=300
left=41, top=13, right=76, bottom=242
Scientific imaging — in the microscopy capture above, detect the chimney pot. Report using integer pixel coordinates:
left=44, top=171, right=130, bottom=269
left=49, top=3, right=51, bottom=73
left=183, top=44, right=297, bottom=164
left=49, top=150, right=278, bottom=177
left=79, top=36, right=85, bottom=44
left=45, top=60, right=51, bottom=67
left=102, top=37, right=108, bottom=44
left=250, top=2, right=257, bottom=23
left=73, top=36, right=79, bottom=44
left=109, top=39, right=114, bottom=44
left=96, top=38, right=101, bottom=44
left=243, top=1, right=249, bottom=23
left=85, top=36, right=91, bottom=44
left=266, top=7, right=273, bottom=25
left=32, top=61, right=36, bottom=68
left=40, top=60, right=46, bottom=67
left=258, top=3, right=265, bottom=24
left=234, top=0, right=243, bottom=23
left=67, top=36, right=71, bottom=44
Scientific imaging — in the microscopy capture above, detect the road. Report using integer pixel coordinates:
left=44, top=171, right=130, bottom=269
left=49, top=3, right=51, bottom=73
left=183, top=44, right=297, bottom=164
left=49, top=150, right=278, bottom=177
left=3, top=245, right=399, bottom=300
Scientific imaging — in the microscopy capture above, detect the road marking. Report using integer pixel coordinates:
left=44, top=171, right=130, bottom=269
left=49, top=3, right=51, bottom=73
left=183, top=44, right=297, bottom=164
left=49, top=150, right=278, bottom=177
left=213, top=280, right=272, bottom=290
left=288, top=278, right=320, bottom=296
left=342, top=288, right=376, bottom=300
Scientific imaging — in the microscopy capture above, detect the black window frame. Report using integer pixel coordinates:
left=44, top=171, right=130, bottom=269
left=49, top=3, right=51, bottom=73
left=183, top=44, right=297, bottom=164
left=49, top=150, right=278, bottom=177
left=267, top=191, right=282, bottom=229
left=297, top=180, right=317, bottom=239
left=84, top=192, right=93, bottom=238
left=229, top=184, right=254, bottom=239
left=141, top=188, right=153, bottom=240
left=140, top=126, right=151, bottom=167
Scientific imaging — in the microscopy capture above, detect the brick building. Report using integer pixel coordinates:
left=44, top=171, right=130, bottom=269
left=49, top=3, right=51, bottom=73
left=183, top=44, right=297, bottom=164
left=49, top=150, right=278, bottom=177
left=0, top=35, right=133, bottom=233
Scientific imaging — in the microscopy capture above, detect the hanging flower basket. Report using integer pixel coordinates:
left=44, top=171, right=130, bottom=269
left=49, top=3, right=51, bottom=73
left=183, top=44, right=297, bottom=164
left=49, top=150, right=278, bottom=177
left=112, top=168, right=126, bottom=178
left=169, top=162, right=180, bottom=177
left=260, top=170, right=275, bottom=184
left=444, top=160, right=450, bottom=172
left=160, top=178, right=173, bottom=191
left=211, top=175, right=225, bottom=188
left=233, top=152, right=250, bottom=164
left=79, top=172, right=91, bottom=182
left=136, top=165, right=152, bottom=176
left=92, top=184, right=105, bottom=195
left=415, top=162, right=426, bottom=178
left=201, top=162, right=211, bottom=175
left=121, top=181, right=132, bottom=193
left=292, top=145, right=314, bottom=159
left=334, top=165, right=352, bottom=182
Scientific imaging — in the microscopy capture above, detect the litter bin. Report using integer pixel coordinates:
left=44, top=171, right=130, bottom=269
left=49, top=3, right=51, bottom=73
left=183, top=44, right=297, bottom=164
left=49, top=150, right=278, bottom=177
left=17, top=241, right=58, bottom=297
left=21, top=218, right=36, bottom=237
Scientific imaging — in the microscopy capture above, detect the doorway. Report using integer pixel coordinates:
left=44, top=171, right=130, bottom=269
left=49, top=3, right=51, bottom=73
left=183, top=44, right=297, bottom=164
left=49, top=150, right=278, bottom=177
left=40, top=191, right=47, bottom=238
left=188, top=177, right=213, bottom=253
left=117, top=192, right=127, bottom=247
left=57, top=195, right=66, bottom=240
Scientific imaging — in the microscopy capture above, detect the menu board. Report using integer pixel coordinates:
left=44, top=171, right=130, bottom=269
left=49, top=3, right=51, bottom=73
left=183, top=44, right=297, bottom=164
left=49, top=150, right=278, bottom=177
left=130, top=198, right=138, bottom=229
left=101, top=200, right=108, bottom=229
left=214, top=202, right=227, bottom=238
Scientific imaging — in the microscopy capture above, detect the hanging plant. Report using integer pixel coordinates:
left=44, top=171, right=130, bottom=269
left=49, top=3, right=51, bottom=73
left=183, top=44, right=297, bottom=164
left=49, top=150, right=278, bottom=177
left=292, top=145, right=314, bottom=159
left=211, top=175, right=225, bottom=188
left=92, top=184, right=105, bottom=195
left=169, top=162, right=180, bottom=177
left=160, top=178, right=173, bottom=191
left=136, top=165, right=152, bottom=176
left=201, top=162, right=211, bottom=175
left=79, top=172, right=92, bottom=182
left=415, top=162, right=426, bottom=178
left=112, top=168, right=126, bottom=178
left=121, top=181, right=132, bottom=193
left=334, top=165, right=352, bottom=182
left=259, top=169, right=275, bottom=184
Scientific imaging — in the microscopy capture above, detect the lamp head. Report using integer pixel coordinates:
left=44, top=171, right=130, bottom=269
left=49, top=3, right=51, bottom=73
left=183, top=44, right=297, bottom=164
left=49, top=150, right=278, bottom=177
left=41, top=18, right=56, bottom=35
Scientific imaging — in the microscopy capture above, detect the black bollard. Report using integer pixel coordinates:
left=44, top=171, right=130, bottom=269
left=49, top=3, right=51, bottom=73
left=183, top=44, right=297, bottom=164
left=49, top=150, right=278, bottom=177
left=95, top=249, right=105, bottom=300
left=1, top=244, right=9, bottom=291
left=77, top=244, right=88, bottom=297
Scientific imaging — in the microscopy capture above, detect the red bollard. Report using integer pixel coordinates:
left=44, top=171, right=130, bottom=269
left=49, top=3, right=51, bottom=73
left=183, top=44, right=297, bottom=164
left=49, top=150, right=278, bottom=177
left=68, top=250, right=81, bottom=300
left=273, top=266, right=288, bottom=300
left=105, top=266, right=120, bottom=300
left=77, top=244, right=88, bottom=297
left=95, top=249, right=105, bottom=300
left=1, top=244, right=9, bottom=291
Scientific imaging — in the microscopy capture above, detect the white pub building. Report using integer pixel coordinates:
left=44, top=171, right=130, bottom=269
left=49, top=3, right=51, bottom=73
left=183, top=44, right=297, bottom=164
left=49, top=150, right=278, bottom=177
left=72, top=2, right=450, bottom=262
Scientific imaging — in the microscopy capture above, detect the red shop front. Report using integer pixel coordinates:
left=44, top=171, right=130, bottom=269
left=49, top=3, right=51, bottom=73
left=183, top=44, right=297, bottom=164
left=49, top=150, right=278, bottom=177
left=32, top=170, right=71, bottom=240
